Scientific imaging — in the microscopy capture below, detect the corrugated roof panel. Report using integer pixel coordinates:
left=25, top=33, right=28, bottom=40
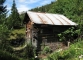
left=27, top=12, right=43, bottom=24
left=59, top=15, right=77, bottom=25
left=45, top=14, right=62, bottom=25
left=38, top=13, right=53, bottom=24
left=53, top=14, right=69, bottom=25
left=27, top=11, right=77, bottom=25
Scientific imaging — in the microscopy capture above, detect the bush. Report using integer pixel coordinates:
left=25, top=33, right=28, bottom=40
left=46, top=41, right=83, bottom=60
left=0, top=50, right=23, bottom=60
left=42, top=46, right=51, bottom=54
left=48, top=52, right=59, bottom=60
left=23, top=44, right=35, bottom=59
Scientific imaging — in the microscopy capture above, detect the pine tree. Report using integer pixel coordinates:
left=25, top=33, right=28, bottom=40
left=0, top=0, right=6, bottom=14
left=8, top=0, right=21, bottom=29
left=0, top=0, right=7, bottom=24
left=0, top=0, right=10, bottom=49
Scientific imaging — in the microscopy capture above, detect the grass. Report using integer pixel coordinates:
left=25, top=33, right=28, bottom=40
left=9, top=28, right=26, bottom=40
left=12, top=28, right=25, bottom=35
left=8, top=28, right=28, bottom=50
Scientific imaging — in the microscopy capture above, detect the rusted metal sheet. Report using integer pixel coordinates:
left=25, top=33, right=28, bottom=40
left=27, top=11, right=77, bottom=25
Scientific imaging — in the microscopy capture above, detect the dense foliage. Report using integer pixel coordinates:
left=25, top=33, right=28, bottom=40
left=0, top=0, right=17, bottom=60
left=0, top=0, right=6, bottom=14
left=58, top=27, right=80, bottom=42
left=0, top=50, right=23, bottom=60
left=44, top=40, right=83, bottom=60
left=19, top=12, right=25, bottom=26
left=7, top=0, right=21, bottom=29
left=0, top=0, right=10, bottom=47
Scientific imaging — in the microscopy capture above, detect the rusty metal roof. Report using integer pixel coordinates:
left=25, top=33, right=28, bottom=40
left=27, top=11, right=77, bottom=25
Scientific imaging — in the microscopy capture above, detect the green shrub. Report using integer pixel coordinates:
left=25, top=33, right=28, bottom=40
left=0, top=50, right=23, bottom=60
left=46, top=41, right=83, bottom=60
left=23, top=44, right=35, bottom=59
left=42, top=46, right=51, bottom=54
left=50, top=52, right=59, bottom=60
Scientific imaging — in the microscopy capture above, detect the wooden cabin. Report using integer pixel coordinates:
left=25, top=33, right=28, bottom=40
left=23, top=11, right=77, bottom=51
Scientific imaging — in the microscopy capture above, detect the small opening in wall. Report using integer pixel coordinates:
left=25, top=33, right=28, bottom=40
left=33, top=39, right=35, bottom=42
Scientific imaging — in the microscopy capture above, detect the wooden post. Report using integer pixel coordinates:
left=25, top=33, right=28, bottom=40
left=68, top=41, right=70, bottom=47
